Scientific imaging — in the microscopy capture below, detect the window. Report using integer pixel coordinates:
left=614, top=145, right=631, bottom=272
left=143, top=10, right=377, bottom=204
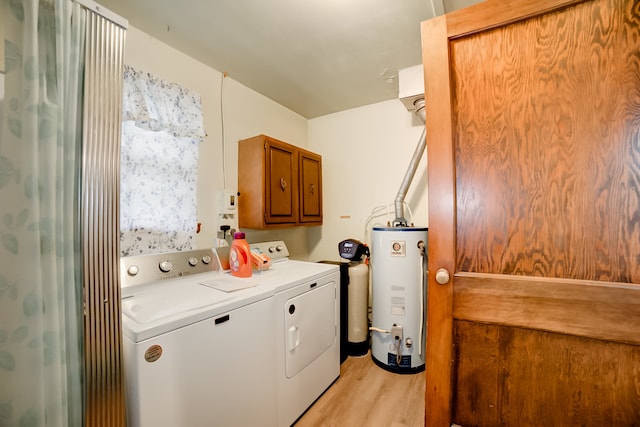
left=120, top=65, right=205, bottom=256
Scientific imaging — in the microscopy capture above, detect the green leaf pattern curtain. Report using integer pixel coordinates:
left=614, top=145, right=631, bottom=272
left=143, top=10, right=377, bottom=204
left=0, top=0, right=85, bottom=425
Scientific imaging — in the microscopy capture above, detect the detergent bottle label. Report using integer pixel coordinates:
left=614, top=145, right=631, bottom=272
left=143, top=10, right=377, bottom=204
left=230, top=247, right=240, bottom=271
left=230, top=238, right=251, bottom=277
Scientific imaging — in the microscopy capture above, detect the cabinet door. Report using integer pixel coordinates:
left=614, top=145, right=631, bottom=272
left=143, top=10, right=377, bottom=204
left=265, top=139, right=297, bottom=224
left=298, top=150, right=322, bottom=224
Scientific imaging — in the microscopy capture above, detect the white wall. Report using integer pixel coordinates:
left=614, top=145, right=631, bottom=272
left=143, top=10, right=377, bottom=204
left=307, top=100, right=428, bottom=262
left=122, top=26, right=428, bottom=262
left=124, top=26, right=310, bottom=256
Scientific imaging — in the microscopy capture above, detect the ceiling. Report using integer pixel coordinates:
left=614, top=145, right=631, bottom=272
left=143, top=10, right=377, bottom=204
left=98, top=0, right=481, bottom=119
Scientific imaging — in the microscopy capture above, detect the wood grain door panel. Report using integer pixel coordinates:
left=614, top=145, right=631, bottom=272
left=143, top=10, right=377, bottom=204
left=266, top=142, right=297, bottom=223
left=451, top=0, right=640, bottom=283
left=453, top=321, right=640, bottom=426
left=298, top=151, right=322, bottom=223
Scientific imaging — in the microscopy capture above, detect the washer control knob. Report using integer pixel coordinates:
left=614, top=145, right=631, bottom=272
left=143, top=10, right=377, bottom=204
left=188, top=256, right=198, bottom=266
left=202, top=255, right=211, bottom=264
left=159, top=260, right=173, bottom=273
left=127, top=265, right=139, bottom=276
left=276, top=244, right=284, bottom=252
left=268, top=246, right=276, bottom=253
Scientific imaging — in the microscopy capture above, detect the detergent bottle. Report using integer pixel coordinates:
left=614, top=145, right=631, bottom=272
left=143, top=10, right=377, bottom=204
left=230, top=232, right=252, bottom=277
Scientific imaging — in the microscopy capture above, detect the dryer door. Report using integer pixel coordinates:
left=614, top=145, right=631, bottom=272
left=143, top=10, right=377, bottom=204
left=284, top=280, right=336, bottom=378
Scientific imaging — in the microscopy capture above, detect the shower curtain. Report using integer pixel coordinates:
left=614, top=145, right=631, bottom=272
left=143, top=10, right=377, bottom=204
left=1, top=1, right=85, bottom=425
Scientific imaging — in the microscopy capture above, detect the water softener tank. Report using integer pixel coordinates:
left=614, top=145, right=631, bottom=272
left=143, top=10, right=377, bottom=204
left=370, top=226, right=427, bottom=373
left=338, top=239, right=370, bottom=356
left=346, top=262, right=369, bottom=355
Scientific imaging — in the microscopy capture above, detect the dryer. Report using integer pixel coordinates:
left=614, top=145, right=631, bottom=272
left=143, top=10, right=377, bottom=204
left=243, top=241, right=341, bottom=427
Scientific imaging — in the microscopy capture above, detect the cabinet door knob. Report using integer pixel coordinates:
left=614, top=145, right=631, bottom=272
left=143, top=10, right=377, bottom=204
left=280, top=177, right=287, bottom=191
left=310, top=184, right=315, bottom=194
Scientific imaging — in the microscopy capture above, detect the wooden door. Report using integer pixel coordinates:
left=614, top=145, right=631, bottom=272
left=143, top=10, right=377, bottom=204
left=422, top=0, right=640, bottom=425
left=265, top=138, right=297, bottom=224
left=298, top=149, right=323, bottom=224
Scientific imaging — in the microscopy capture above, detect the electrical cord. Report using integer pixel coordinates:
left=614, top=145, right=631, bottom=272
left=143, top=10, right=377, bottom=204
left=418, top=241, right=427, bottom=360
left=220, top=72, right=227, bottom=188
left=363, top=202, right=414, bottom=247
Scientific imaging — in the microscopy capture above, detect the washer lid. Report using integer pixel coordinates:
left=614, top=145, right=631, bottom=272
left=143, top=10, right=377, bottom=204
left=121, top=272, right=274, bottom=342
left=122, top=282, right=234, bottom=324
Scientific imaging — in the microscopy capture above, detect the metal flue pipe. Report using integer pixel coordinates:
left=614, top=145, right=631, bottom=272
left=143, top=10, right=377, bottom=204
left=393, top=98, right=426, bottom=226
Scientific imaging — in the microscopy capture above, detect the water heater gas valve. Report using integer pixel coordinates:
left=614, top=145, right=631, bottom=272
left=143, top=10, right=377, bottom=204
left=391, top=324, right=403, bottom=342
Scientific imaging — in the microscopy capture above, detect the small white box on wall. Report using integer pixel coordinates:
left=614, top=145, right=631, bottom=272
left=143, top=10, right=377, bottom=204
left=398, top=65, right=424, bottom=101
left=398, top=65, right=424, bottom=112
left=218, top=189, right=237, bottom=215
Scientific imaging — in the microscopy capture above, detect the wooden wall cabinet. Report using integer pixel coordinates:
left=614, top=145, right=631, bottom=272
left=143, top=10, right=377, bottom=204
left=238, top=134, right=323, bottom=229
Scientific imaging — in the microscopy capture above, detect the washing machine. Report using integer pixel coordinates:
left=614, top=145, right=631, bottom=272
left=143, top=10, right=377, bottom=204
left=120, top=248, right=278, bottom=427
left=243, top=241, right=341, bottom=427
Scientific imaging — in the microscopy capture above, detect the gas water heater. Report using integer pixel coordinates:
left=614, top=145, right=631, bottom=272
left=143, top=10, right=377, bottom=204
left=370, top=226, right=427, bottom=373
left=370, top=65, right=428, bottom=373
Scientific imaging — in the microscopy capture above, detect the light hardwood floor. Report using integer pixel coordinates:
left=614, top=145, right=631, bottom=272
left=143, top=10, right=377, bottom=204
left=295, top=352, right=425, bottom=427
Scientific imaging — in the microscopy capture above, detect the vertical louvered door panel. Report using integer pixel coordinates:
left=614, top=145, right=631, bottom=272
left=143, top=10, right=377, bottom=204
left=82, top=8, right=127, bottom=427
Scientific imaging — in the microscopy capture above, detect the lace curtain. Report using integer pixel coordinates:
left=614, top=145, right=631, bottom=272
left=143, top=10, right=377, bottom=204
left=120, top=65, right=205, bottom=256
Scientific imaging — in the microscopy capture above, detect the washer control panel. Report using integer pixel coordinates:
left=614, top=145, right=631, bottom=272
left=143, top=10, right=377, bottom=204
left=250, top=240, right=290, bottom=262
left=120, top=248, right=218, bottom=288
